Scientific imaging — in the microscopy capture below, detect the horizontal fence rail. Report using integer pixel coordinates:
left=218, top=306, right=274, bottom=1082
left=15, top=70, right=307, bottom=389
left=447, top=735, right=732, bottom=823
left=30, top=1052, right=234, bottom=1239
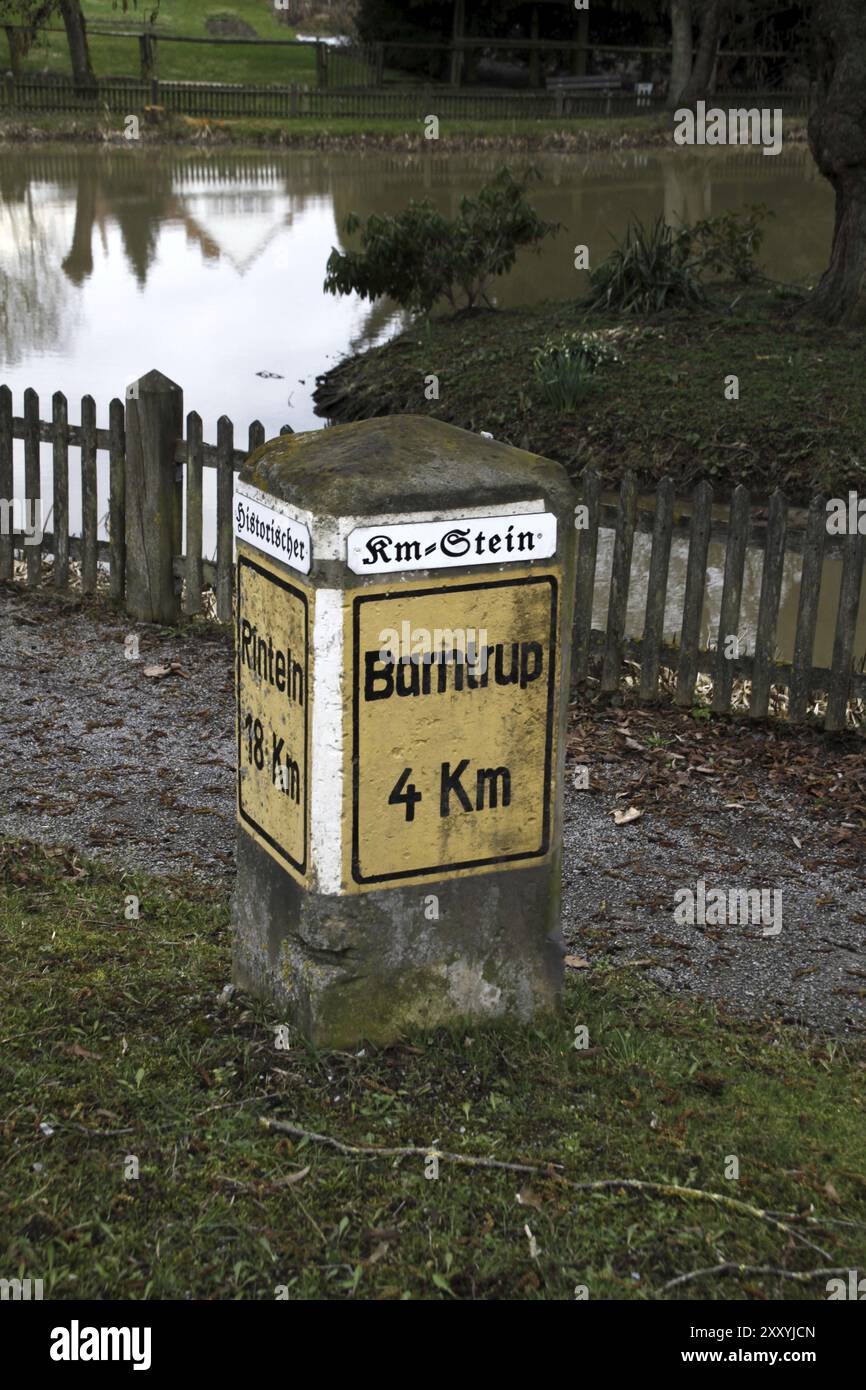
left=1, top=26, right=809, bottom=91
left=2, top=378, right=863, bottom=731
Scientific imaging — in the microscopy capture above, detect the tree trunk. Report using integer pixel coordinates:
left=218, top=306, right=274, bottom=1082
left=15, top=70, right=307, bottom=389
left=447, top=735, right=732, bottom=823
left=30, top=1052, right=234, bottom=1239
left=806, top=0, right=866, bottom=325
left=449, top=0, right=465, bottom=87
left=5, top=1, right=55, bottom=79
left=61, top=159, right=97, bottom=286
left=59, top=0, right=95, bottom=92
left=680, top=0, right=724, bottom=105
left=5, top=26, right=29, bottom=78
left=667, top=0, right=693, bottom=108
left=572, top=12, right=589, bottom=78
left=529, top=5, right=540, bottom=91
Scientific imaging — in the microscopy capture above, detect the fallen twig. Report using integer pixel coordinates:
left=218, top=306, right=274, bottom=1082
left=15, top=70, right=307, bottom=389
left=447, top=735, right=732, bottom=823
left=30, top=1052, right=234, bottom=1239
left=215, top=1166, right=310, bottom=1193
left=261, top=1118, right=564, bottom=1177
left=262, top=1120, right=832, bottom=1260
left=659, top=1263, right=850, bottom=1294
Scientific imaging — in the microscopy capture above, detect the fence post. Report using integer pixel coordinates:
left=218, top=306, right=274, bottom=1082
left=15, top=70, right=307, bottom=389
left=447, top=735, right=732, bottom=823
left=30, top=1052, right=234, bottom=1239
left=601, top=471, right=637, bottom=694
left=0, top=385, right=12, bottom=581
left=640, top=475, right=675, bottom=702
left=825, top=532, right=865, bottom=732
left=124, top=369, right=183, bottom=624
left=675, top=480, right=713, bottom=707
left=23, top=388, right=41, bottom=588
left=138, top=32, right=155, bottom=81
left=571, top=467, right=600, bottom=688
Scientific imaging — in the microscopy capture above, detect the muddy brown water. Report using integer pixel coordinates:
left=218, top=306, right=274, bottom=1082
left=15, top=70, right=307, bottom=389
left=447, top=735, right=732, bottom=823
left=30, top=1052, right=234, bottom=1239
left=2, top=143, right=854, bottom=668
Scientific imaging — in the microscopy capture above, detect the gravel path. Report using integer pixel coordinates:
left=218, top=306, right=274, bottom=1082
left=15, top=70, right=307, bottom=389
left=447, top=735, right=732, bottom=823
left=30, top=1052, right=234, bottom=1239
left=2, top=582, right=863, bottom=1036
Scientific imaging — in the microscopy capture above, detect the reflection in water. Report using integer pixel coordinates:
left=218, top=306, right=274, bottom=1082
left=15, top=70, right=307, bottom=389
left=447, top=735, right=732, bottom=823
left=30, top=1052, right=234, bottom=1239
left=0, top=181, right=78, bottom=366
left=0, top=144, right=847, bottom=656
left=0, top=144, right=833, bottom=416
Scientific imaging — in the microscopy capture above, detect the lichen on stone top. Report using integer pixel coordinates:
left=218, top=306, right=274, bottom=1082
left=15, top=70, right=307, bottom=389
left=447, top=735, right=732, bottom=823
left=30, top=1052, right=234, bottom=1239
left=241, top=414, right=575, bottom=519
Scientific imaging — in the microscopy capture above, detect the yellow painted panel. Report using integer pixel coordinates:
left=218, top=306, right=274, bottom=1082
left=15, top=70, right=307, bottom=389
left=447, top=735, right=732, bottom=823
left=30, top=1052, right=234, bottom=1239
left=349, top=570, right=560, bottom=887
left=236, top=545, right=310, bottom=883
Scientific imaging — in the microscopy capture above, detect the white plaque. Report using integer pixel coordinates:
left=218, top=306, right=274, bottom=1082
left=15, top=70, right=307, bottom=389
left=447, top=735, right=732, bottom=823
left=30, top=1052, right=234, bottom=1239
left=234, top=490, right=312, bottom=574
left=347, top=512, right=557, bottom=575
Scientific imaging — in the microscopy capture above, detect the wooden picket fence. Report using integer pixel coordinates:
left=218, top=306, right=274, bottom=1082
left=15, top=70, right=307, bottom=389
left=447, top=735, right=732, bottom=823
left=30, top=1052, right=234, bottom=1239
left=573, top=471, right=866, bottom=733
left=0, top=372, right=263, bottom=626
left=1, top=373, right=864, bottom=731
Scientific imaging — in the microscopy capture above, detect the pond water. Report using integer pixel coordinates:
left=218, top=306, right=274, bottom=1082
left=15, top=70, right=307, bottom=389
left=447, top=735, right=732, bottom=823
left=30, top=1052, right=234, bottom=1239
left=3, top=142, right=854, bottom=670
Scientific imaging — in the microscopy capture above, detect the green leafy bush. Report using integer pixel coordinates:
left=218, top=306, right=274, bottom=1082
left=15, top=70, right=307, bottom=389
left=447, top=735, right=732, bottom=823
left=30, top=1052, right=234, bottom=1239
left=532, top=330, right=622, bottom=412
left=323, top=168, right=559, bottom=314
left=585, top=207, right=771, bottom=316
left=584, top=217, right=707, bottom=316
left=682, top=204, right=771, bottom=283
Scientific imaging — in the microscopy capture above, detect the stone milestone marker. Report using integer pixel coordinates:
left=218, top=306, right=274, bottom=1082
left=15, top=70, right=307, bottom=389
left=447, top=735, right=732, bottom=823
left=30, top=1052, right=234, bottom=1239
left=232, top=415, right=576, bottom=1046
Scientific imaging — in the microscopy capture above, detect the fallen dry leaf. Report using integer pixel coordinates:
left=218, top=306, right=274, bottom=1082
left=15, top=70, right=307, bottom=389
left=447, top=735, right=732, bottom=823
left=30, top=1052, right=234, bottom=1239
left=516, top=1187, right=544, bottom=1209
left=613, top=806, right=643, bottom=826
left=274, top=1165, right=310, bottom=1187
left=143, top=662, right=187, bottom=679
left=64, top=1044, right=103, bottom=1061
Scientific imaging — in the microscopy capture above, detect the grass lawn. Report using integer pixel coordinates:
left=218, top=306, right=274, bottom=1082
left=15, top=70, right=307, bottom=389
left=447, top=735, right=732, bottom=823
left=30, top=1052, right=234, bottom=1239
left=315, top=286, right=866, bottom=505
left=0, top=111, right=676, bottom=145
left=4, top=1, right=319, bottom=84
left=2, top=840, right=864, bottom=1300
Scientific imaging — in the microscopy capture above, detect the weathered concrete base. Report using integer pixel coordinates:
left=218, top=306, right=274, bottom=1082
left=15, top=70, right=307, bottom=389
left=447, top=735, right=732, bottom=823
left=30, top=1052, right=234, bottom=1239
left=233, top=833, right=565, bottom=1047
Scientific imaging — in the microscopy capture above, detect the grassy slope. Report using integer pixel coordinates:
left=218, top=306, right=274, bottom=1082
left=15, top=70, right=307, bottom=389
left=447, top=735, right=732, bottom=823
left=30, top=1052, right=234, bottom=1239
left=2, top=841, right=864, bottom=1300
left=315, top=287, right=866, bottom=504
left=6, top=1, right=318, bottom=83
left=0, top=112, right=675, bottom=145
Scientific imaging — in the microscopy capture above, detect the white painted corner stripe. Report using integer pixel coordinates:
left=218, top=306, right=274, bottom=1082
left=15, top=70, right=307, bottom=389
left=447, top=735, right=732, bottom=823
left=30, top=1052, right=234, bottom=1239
left=309, top=589, right=344, bottom=895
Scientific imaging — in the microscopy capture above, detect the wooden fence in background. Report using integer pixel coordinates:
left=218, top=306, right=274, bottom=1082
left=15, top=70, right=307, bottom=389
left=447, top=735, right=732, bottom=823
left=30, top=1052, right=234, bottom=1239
left=1, top=374, right=864, bottom=731
left=0, top=74, right=809, bottom=121
left=0, top=73, right=673, bottom=121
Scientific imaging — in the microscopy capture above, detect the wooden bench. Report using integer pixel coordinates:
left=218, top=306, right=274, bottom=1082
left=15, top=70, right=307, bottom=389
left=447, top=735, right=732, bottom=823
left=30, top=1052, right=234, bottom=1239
left=545, top=74, right=625, bottom=91
left=546, top=75, right=656, bottom=113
